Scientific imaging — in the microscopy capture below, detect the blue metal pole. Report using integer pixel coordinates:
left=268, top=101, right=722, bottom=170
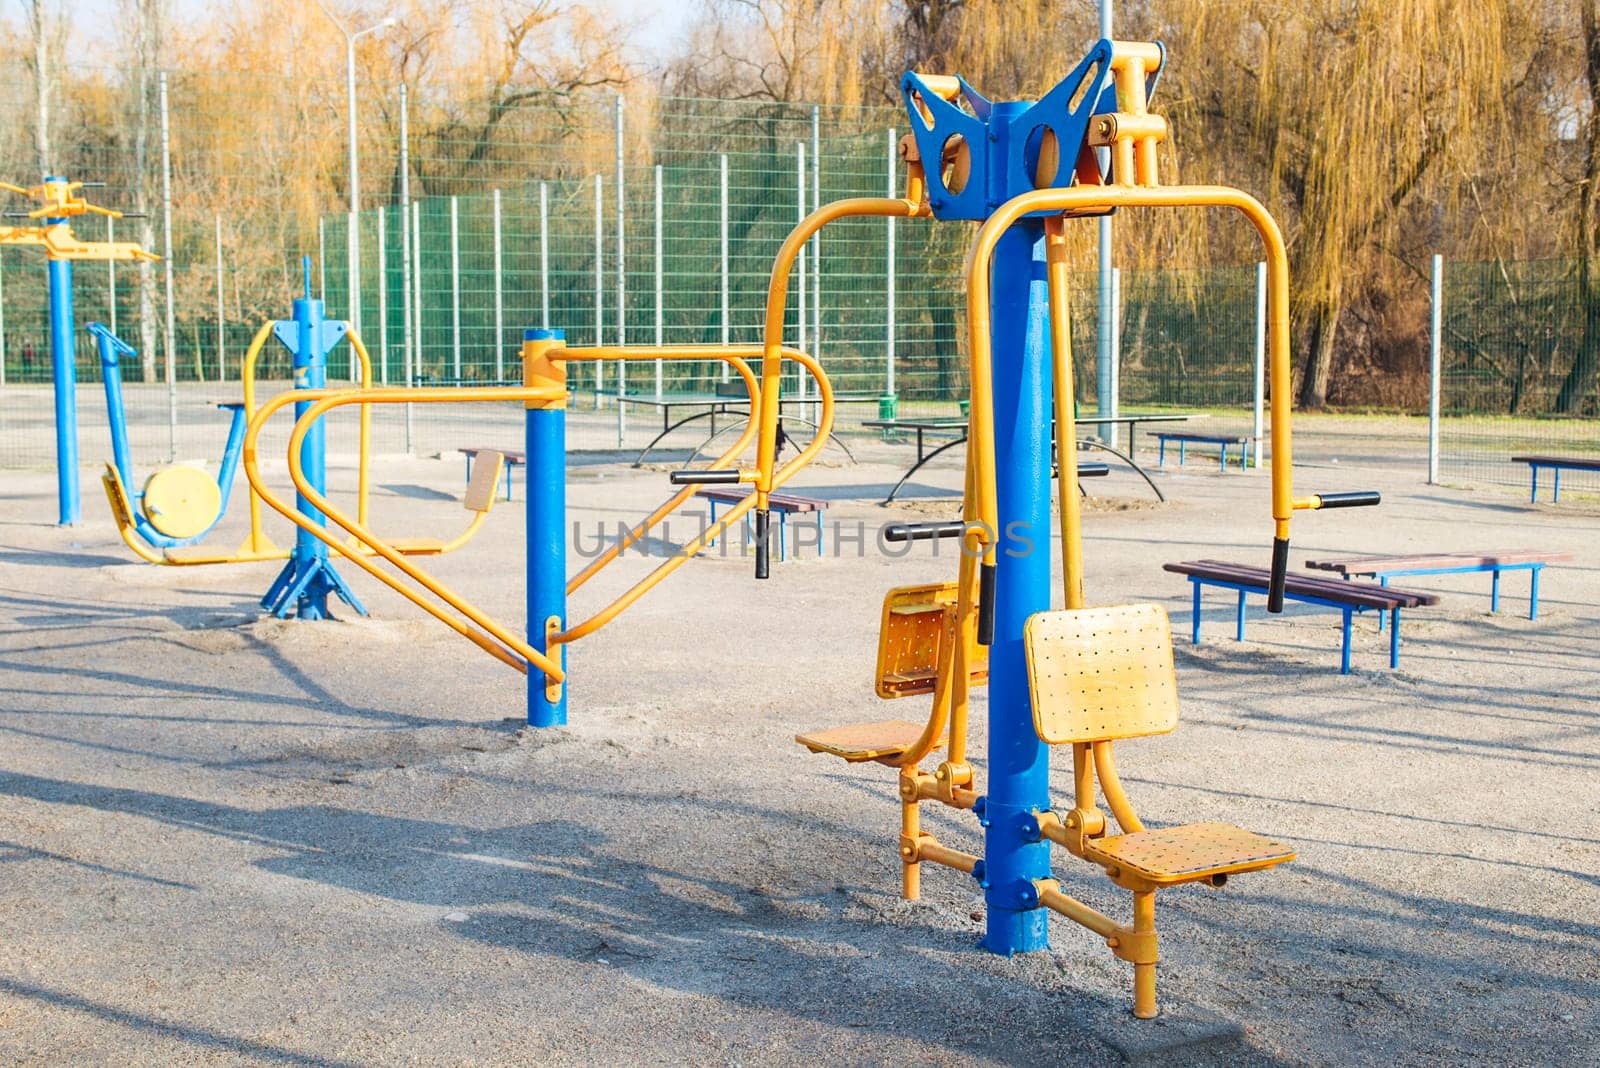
left=92, top=323, right=135, bottom=488
left=291, top=287, right=333, bottom=618
left=524, top=328, right=568, bottom=727
left=980, top=164, right=1053, bottom=956
left=46, top=196, right=80, bottom=524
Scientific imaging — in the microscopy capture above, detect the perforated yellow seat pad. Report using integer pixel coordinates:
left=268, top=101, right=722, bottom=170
left=1084, top=821, right=1295, bottom=884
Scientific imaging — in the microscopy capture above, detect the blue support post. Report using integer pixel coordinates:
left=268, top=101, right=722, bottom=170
left=1491, top=568, right=1501, bottom=613
left=1191, top=580, right=1202, bottom=645
left=1530, top=566, right=1541, bottom=620
left=46, top=206, right=79, bottom=525
left=524, top=329, right=568, bottom=727
left=1235, top=590, right=1246, bottom=641
left=979, top=205, right=1053, bottom=957
left=1340, top=610, right=1353, bottom=675
left=261, top=259, right=366, bottom=621
left=1389, top=608, right=1399, bottom=668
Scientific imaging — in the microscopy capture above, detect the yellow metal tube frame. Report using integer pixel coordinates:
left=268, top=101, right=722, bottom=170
left=557, top=349, right=763, bottom=596
left=242, top=386, right=567, bottom=678
left=553, top=344, right=835, bottom=646
left=963, top=185, right=1304, bottom=576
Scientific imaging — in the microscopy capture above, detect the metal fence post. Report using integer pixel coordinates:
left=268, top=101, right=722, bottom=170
left=450, top=195, right=461, bottom=380
left=1253, top=259, right=1266, bottom=467
left=317, top=218, right=326, bottom=299
left=719, top=152, right=729, bottom=382
left=411, top=200, right=421, bottom=383
left=399, top=82, right=412, bottom=451
left=106, top=216, right=116, bottom=339
left=654, top=162, right=663, bottom=398
left=593, top=173, right=604, bottom=403
left=493, top=188, right=504, bottom=381
left=615, top=96, right=627, bottom=445
left=0, top=251, right=7, bottom=386
left=1429, top=253, right=1442, bottom=484
left=886, top=127, right=896, bottom=402
left=376, top=205, right=388, bottom=385
left=539, top=181, right=550, bottom=330
left=160, top=72, right=177, bottom=463
left=796, top=142, right=806, bottom=406
left=1108, top=266, right=1121, bottom=449
left=214, top=215, right=225, bottom=381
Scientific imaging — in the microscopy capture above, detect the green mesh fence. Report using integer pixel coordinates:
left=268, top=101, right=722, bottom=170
left=1, top=66, right=1285, bottom=468
left=1437, top=259, right=1600, bottom=494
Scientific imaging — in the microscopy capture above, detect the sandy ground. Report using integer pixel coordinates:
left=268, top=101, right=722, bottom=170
left=0, top=426, right=1596, bottom=1066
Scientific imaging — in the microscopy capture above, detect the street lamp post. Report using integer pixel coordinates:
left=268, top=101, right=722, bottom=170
left=314, top=2, right=394, bottom=379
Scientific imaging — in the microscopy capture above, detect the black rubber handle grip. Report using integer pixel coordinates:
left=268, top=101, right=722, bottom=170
left=883, top=521, right=968, bottom=543
left=1316, top=490, right=1381, bottom=509
left=754, top=509, right=770, bottom=579
left=1267, top=536, right=1289, bottom=614
left=977, top=562, right=997, bottom=645
left=1052, top=462, right=1110, bottom=478
left=670, top=469, right=741, bottom=485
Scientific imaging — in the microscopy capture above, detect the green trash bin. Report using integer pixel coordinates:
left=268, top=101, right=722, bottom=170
left=959, top=399, right=971, bottom=418
left=877, top=394, right=898, bottom=440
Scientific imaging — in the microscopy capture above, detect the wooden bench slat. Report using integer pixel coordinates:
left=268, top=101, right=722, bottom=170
left=1306, top=550, right=1572, bottom=574
left=1164, top=561, right=1439, bottom=608
left=693, top=486, right=825, bottom=511
left=1154, top=432, right=1250, bottom=443
left=459, top=447, right=526, bottom=463
left=1513, top=454, right=1600, bottom=471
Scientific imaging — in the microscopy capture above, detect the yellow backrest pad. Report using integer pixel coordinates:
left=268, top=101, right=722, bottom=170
left=1024, top=603, right=1179, bottom=745
left=463, top=451, right=505, bottom=513
left=875, top=581, right=989, bottom=699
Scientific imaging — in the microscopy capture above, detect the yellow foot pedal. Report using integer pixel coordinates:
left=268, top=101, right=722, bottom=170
left=795, top=720, right=943, bottom=763
left=877, top=582, right=988, bottom=698
left=351, top=537, right=447, bottom=556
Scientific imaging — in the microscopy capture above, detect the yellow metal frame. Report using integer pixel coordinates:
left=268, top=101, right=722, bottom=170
left=0, top=178, right=159, bottom=262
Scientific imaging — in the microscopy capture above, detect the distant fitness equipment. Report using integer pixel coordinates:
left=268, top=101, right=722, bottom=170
left=0, top=176, right=157, bottom=525
left=100, top=260, right=502, bottom=610
left=242, top=39, right=1382, bottom=1020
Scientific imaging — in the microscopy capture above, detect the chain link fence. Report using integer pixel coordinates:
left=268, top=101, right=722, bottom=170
left=1435, top=259, right=1600, bottom=496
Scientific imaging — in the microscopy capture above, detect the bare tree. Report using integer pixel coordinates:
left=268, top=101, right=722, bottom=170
left=21, top=0, right=64, bottom=175
left=122, top=0, right=166, bottom=381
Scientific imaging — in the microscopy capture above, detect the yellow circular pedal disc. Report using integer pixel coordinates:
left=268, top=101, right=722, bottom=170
left=141, top=466, right=221, bottom=539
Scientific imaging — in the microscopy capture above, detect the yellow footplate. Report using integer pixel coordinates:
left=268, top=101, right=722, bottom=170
left=795, top=720, right=943, bottom=763
left=876, top=582, right=988, bottom=698
left=1083, top=821, right=1296, bottom=886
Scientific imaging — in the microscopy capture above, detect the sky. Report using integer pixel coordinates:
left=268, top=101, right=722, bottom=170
left=59, top=0, right=699, bottom=65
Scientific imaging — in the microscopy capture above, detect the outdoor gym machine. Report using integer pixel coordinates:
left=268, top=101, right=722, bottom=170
left=0, top=176, right=157, bottom=525
left=783, top=39, right=1381, bottom=1016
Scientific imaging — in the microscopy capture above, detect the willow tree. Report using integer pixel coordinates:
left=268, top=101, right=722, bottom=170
left=1554, top=0, right=1600, bottom=413
left=1141, top=1, right=1507, bottom=407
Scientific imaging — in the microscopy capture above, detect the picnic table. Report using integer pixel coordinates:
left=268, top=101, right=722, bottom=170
left=616, top=389, right=878, bottom=467
left=861, top=413, right=1191, bottom=504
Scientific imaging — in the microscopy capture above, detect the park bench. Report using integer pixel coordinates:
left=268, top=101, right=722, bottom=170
left=694, top=486, right=827, bottom=562
left=1512, top=455, right=1600, bottom=503
left=1164, top=560, right=1439, bottom=674
left=1305, top=550, right=1571, bottom=621
left=1155, top=431, right=1252, bottom=471
left=459, top=446, right=525, bottom=501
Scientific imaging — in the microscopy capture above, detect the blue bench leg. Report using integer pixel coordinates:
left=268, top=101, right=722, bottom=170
left=1340, top=609, right=1352, bottom=674
left=1159, top=439, right=1166, bottom=466
left=1235, top=590, right=1246, bottom=641
left=706, top=501, right=721, bottom=548
left=779, top=512, right=789, bottom=562
left=1530, top=566, right=1541, bottom=620
left=1530, top=467, right=1538, bottom=503
left=505, top=463, right=513, bottom=502
left=815, top=510, right=824, bottom=558
left=1554, top=468, right=1562, bottom=502
left=1377, top=576, right=1389, bottom=631
left=1491, top=568, right=1500, bottom=613
left=1389, top=608, right=1400, bottom=668
left=1220, top=443, right=1228, bottom=470
left=1191, top=581, right=1202, bottom=645
left=1179, top=441, right=1187, bottom=466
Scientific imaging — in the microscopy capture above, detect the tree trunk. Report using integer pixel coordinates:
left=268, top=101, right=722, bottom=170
left=127, top=0, right=164, bottom=383
left=1297, top=297, right=1341, bottom=409
left=1554, top=0, right=1600, bottom=414
left=27, top=0, right=52, bottom=175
